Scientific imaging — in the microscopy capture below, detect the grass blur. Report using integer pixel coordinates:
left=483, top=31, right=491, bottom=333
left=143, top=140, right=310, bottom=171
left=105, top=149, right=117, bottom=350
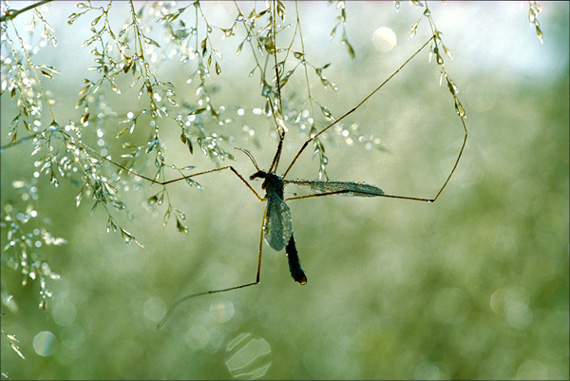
left=1, top=2, right=568, bottom=380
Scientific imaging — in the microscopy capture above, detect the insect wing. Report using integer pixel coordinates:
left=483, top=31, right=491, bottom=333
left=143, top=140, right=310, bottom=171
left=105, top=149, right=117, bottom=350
left=285, top=180, right=384, bottom=197
left=263, top=193, right=293, bottom=251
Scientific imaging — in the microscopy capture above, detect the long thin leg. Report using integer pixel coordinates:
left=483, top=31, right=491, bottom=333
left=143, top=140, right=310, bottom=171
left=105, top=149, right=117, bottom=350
left=281, top=35, right=468, bottom=203
left=285, top=115, right=467, bottom=204
left=156, top=206, right=267, bottom=329
left=62, top=130, right=265, bottom=201
left=286, top=190, right=434, bottom=203
left=282, top=35, right=436, bottom=179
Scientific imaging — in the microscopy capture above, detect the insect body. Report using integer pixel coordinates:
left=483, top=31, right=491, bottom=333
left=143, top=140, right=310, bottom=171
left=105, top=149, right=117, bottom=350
left=250, top=169, right=306, bottom=284
left=55, top=33, right=466, bottom=329
left=249, top=161, right=387, bottom=286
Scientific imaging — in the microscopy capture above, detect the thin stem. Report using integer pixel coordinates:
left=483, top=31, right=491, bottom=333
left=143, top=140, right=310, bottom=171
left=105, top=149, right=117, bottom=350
left=271, top=0, right=283, bottom=117
left=0, top=131, right=43, bottom=150
left=0, top=0, right=53, bottom=23
left=9, top=18, right=57, bottom=122
left=267, top=0, right=285, bottom=174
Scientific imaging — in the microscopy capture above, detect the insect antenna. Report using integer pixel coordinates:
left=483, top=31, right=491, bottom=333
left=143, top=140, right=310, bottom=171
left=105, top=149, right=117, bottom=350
left=234, top=147, right=261, bottom=172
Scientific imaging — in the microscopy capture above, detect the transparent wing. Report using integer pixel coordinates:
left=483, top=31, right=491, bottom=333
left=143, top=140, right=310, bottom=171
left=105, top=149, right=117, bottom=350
left=285, top=180, right=384, bottom=197
left=263, top=193, right=293, bottom=251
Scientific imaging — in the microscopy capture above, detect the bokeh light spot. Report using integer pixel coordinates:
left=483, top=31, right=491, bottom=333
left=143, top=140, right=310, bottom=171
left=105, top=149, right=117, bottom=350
left=184, top=325, right=210, bottom=350
left=209, top=300, right=235, bottom=323
left=372, top=26, right=397, bottom=52
left=33, top=331, right=57, bottom=357
left=143, top=297, right=167, bottom=322
left=52, top=299, right=77, bottom=326
left=225, top=333, right=271, bottom=379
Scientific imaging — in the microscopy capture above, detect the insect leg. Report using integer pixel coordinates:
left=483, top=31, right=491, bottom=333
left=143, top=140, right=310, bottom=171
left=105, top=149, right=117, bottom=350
left=161, top=166, right=265, bottom=201
left=62, top=130, right=264, bottom=200
left=281, top=35, right=436, bottom=179
left=285, top=190, right=358, bottom=201
left=281, top=37, right=468, bottom=203
left=157, top=206, right=267, bottom=329
left=284, top=190, right=440, bottom=203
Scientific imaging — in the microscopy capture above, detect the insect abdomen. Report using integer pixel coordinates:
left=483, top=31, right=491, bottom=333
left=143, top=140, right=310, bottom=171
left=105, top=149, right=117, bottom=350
left=286, top=235, right=307, bottom=285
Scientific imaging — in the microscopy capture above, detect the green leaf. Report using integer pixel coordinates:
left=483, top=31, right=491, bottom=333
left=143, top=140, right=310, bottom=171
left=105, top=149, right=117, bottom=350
left=176, top=218, right=188, bottom=234
left=254, top=8, right=269, bottom=19
left=236, top=40, right=244, bottom=56
left=91, top=14, right=102, bottom=26
left=329, top=24, right=339, bottom=40
left=10, top=114, right=20, bottom=129
left=163, top=206, right=172, bottom=226
left=144, top=37, right=161, bottom=47
left=200, top=37, right=207, bottom=56
left=276, top=1, right=286, bottom=20
left=188, top=108, right=207, bottom=116
left=341, top=38, right=355, bottom=58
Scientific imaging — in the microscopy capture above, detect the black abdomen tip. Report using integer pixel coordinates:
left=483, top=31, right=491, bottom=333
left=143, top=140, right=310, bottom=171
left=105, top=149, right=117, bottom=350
left=286, top=235, right=307, bottom=285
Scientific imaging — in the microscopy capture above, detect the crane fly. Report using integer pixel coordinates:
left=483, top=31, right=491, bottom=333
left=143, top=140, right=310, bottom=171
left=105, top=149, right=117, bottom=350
left=56, top=31, right=466, bottom=328
left=243, top=147, right=386, bottom=284
left=152, top=29, right=467, bottom=327
left=155, top=139, right=390, bottom=328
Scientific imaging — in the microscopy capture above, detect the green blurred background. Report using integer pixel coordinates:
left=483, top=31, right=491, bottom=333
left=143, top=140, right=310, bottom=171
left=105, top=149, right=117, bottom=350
left=1, top=2, right=568, bottom=380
